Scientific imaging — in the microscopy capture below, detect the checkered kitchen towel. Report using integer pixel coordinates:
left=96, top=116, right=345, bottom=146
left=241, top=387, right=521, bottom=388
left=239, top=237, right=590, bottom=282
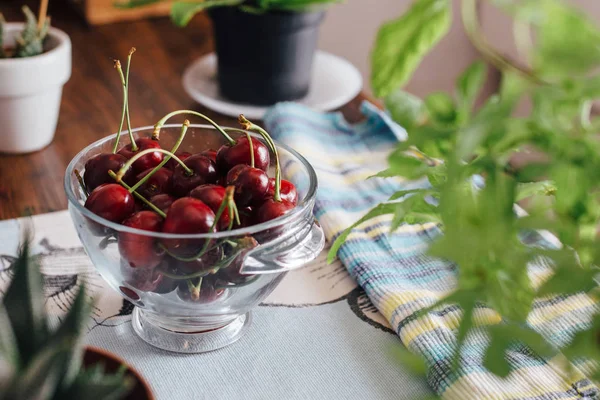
left=264, top=101, right=599, bottom=400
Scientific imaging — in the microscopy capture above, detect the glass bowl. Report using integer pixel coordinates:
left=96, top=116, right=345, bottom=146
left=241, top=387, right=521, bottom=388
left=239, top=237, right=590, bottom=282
left=64, top=124, right=325, bottom=353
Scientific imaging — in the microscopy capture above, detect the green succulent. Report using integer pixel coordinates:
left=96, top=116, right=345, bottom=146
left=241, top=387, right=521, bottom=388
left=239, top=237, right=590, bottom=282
left=0, top=235, right=133, bottom=400
left=0, top=6, right=51, bottom=59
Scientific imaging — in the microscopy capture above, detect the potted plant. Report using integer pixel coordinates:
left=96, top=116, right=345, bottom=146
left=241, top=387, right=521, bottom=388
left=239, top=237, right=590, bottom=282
left=117, top=0, right=340, bottom=105
left=330, top=0, right=600, bottom=390
left=0, top=1, right=71, bottom=154
left=0, top=235, right=154, bottom=400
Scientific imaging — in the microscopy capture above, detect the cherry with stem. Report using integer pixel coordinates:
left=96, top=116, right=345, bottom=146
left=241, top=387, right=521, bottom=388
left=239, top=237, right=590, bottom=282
left=128, top=120, right=190, bottom=194
left=114, top=148, right=193, bottom=184
left=152, top=110, right=235, bottom=145
left=159, top=186, right=239, bottom=262
left=112, top=48, right=137, bottom=154
left=238, top=115, right=282, bottom=202
left=108, top=170, right=166, bottom=218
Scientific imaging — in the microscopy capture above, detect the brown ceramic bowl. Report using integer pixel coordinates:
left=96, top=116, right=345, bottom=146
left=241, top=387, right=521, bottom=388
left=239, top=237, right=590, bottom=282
left=84, top=346, right=154, bottom=400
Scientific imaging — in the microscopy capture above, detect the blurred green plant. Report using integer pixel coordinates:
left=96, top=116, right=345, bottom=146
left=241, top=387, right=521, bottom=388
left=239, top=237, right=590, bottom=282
left=0, top=235, right=133, bottom=400
left=0, top=6, right=51, bottom=58
left=115, top=0, right=341, bottom=27
left=330, top=0, right=600, bottom=384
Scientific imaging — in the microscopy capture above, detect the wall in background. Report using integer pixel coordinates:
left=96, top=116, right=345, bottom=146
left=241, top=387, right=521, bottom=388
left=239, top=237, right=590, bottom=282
left=320, top=0, right=600, bottom=101
left=318, top=0, right=479, bottom=98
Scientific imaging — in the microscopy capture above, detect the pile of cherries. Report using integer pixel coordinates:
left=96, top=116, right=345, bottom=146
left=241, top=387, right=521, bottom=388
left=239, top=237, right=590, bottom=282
left=77, top=50, right=298, bottom=304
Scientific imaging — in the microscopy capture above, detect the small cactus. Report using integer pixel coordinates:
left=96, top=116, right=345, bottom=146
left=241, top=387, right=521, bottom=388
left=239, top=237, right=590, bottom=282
left=0, top=5, right=51, bottom=59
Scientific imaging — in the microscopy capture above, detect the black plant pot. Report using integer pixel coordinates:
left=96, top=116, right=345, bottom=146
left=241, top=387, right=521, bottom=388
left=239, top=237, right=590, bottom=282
left=209, top=7, right=325, bottom=106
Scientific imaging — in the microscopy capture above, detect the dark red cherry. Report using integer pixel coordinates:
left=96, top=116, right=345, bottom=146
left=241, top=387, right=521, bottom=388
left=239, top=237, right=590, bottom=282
left=148, top=194, right=175, bottom=214
left=149, top=258, right=179, bottom=294
left=216, top=136, right=270, bottom=173
left=135, top=167, right=172, bottom=199
left=256, top=178, right=298, bottom=207
left=120, top=260, right=163, bottom=292
left=83, top=153, right=133, bottom=192
left=161, top=197, right=215, bottom=257
left=84, top=184, right=135, bottom=224
left=119, top=211, right=164, bottom=269
left=174, top=246, right=223, bottom=275
left=201, top=149, right=217, bottom=164
left=229, top=166, right=269, bottom=208
left=254, top=199, right=294, bottom=224
left=169, top=154, right=218, bottom=197
left=118, top=138, right=163, bottom=173
left=225, top=164, right=246, bottom=185
left=165, top=151, right=191, bottom=171
left=217, top=237, right=258, bottom=285
left=189, top=185, right=231, bottom=230
left=177, top=277, right=224, bottom=304
left=237, top=207, right=254, bottom=228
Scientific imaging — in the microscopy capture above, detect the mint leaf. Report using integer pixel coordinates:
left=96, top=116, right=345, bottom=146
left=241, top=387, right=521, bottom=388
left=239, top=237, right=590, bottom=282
left=424, top=92, right=456, bottom=124
left=371, top=0, right=451, bottom=97
left=456, top=61, right=486, bottom=119
left=384, top=89, right=427, bottom=131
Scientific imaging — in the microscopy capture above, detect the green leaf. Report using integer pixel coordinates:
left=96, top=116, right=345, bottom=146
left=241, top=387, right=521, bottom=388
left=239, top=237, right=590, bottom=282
left=384, top=89, right=427, bottom=131
left=327, top=203, right=399, bottom=263
left=2, top=236, right=48, bottom=366
left=170, top=0, right=244, bottom=27
left=113, top=0, right=164, bottom=8
left=389, top=344, right=427, bottom=376
left=0, top=305, right=18, bottom=373
left=537, top=266, right=598, bottom=297
left=370, top=153, right=429, bottom=180
left=424, top=92, right=456, bottom=124
left=515, top=181, right=556, bottom=202
left=256, top=0, right=340, bottom=12
left=484, top=326, right=511, bottom=378
left=371, top=0, right=451, bottom=97
left=456, top=61, right=486, bottom=119
left=533, top=0, right=600, bottom=77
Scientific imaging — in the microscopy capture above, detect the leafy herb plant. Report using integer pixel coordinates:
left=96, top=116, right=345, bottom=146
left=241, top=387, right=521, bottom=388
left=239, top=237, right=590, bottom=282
left=115, top=0, right=341, bottom=27
left=330, top=0, right=600, bottom=381
left=0, top=236, right=132, bottom=400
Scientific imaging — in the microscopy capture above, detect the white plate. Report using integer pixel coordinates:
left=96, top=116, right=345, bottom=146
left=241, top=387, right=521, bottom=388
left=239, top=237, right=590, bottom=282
left=182, top=51, right=363, bottom=119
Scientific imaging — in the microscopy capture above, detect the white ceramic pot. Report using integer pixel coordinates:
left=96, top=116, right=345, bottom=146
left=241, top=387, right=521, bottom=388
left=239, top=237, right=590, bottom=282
left=0, top=23, right=71, bottom=154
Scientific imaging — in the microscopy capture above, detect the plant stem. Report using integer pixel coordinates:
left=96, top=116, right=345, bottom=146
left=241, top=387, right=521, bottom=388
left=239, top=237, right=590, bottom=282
left=129, top=120, right=190, bottom=193
left=124, top=48, right=136, bottom=150
left=112, top=59, right=127, bottom=153
left=187, top=277, right=201, bottom=300
left=152, top=110, right=235, bottom=145
left=461, top=0, right=545, bottom=85
left=108, top=170, right=166, bottom=218
left=115, top=148, right=192, bottom=183
left=38, top=0, right=48, bottom=30
left=238, top=115, right=282, bottom=202
left=74, top=169, right=89, bottom=197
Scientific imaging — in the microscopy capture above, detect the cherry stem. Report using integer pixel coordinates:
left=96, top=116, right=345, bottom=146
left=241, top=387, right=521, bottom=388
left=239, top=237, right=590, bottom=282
left=238, top=115, right=282, bottom=202
left=159, top=249, right=243, bottom=280
left=129, top=120, right=190, bottom=193
left=107, top=170, right=166, bottom=218
left=244, top=131, right=255, bottom=168
left=116, top=148, right=192, bottom=183
left=74, top=169, right=89, bottom=197
left=124, top=48, right=136, bottom=150
left=187, top=277, right=202, bottom=300
left=112, top=49, right=138, bottom=153
left=152, top=110, right=235, bottom=145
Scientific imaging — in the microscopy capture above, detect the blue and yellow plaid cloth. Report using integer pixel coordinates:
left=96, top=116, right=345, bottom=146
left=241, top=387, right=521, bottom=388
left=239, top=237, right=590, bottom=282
left=265, top=102, right=599, bottom=400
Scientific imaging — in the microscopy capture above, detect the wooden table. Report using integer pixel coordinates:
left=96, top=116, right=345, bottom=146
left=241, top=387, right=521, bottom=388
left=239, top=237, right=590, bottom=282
left=0, top=0, right=369, bottom=220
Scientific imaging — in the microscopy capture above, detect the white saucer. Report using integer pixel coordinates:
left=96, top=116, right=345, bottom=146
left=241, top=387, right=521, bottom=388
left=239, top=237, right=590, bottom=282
left=182, top=51, right=363, bottom=119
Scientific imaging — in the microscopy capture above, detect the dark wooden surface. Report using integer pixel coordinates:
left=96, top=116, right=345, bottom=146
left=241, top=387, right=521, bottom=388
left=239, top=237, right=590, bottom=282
left=0, top=0, right=369, bottom=220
